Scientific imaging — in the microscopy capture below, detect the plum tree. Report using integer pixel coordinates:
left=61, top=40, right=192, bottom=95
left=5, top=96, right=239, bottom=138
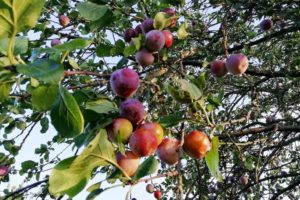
left=210, top=59, right=227, bottom=77
left=109, top=68, right=140, bottom=98
left=135, top=48, right=154, bottom=67
left=116, top=151, right=140, bottom=177
left=129, top=128, right=158, bottom=157
left=1, top=1, right=299, bottom=200
left=225, top=53, right=249, bottom=75
left=145, top=30, right=165, bottom=52
left=120, top=99, right=146, bottom=125
left=183, top=130, right=211, bottom=159
left=107, top=118, right=133, bottom=143
left=156, top=138, right=180, bottom=165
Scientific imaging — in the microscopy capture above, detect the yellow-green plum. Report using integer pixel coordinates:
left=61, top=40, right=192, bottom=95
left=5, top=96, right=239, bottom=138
left=107, top=118, right=133, bottom=143
left=116, top=151, right=140, bottom=177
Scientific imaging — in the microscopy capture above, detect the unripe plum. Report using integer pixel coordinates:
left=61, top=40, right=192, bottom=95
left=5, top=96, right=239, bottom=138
left=157, top=138, right=180, bottom=165
left=129, top=128, right=158, bottom=157
left=116, top=151, right=140, bottom=177
left=135, top=24, right=143, bottom=35
left=239, top=175, right=248, bottom=185
left=260, top=19, right=273, bottom=31
left=225, top=53, right=249, bottom=75
left=154, top=190, right=162, bottom=199
left=124, top=28, right=136, bottom=43
left=120, top=99, right=145, bottom=125
left=145, top=30, right=165, bottom=52
left=140, top=122, right=164, bottom=145
left=107, top=118, right=133, bottom=143
left=162, top=8, right=176, bottom=27
left=51, top=39, right=61, bottom=47
left=162, top=30, right=173, bottom=48
left=142, top=18, right=154, bottom=33
left=210, top=59, right=227, bottom=77
left=135, top=48, right=154, bottom=67
left=109, top=68, right=140, bottom=98
left=183, top=130, right=211, bottom=159
left=59, top=15, right=70, bottom=27
left=146, top=184, right=154, bottom=193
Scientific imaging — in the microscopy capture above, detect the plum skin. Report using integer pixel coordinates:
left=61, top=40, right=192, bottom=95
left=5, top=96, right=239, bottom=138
left=140, top=122, right=164, bottom=145
left=129, top=128, right=158, bottom=157
left=116, top=151, right=140, bottom=177
left=145, top=30, right=165, bottom=52
left=109, top=68, right=140, bottom=98
left=183, top=130, right=211, bottom=159
left=59, top=15, right=70, bottom=26
left=51, top=39, right=61, bottom=47
left=210, top=59, right=227, bottom=77
left=260, top=19, right=273, bottom=31
left=120, top=99, right=145, bottom=125
left=142, top=18, right=154, bottom=33
left=162, top=30, right=173, bottom=48
left=157, top=138, right=180, bottom=165
left=135, top=49, right=154, bottom=67
left=225, top=53, right=249, bottom=75
left=124, top=28, right=136, bottom=43
left=107, top=118, right=133, bottom=144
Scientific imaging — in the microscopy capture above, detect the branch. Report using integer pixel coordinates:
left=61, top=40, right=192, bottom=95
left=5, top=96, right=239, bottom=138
left=218, top=124, right=300, bottom=139
left=3, top=179, right=48, bottom=200
left=64, top=70, right=110, bottom=78
left=270, top=179, right=300, bottom=200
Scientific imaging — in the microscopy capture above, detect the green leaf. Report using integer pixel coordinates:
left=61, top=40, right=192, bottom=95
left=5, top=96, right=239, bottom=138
left=0, top=70, right=14, bottom=102
left=54, top=38, right=92, bottom=52
left=50, top=86, right=84, bottom=138
left=77, top=2, right=114, bottom=30
left=123, top=44, right=137, bottom=57
left=177, top=22, right=190, bottom=40
left=205, top=137, right=223, bottom=182
left=30, top=84, right=59, bottom=111
left=95, top=43, right=114, bottom=57
left=132, top=156, right=158, bottom=180
left=122, top=0, right=139, bottom=6
left=154, top=12, right=175, bottom=30
left=17, top=59, right=64, bottom=84
left=0, top=0, right=45, bottom=39
left=49, top=129, right=121, bottom=197
left=157, top=111, right=185, bottom=128
left=77, top=2, right=108, bottom=21
left=165, top=79, right=202, bottom=103
left=20, top=160, right=37, bottom=174
left=85, top=99, right=118, bottom=114
left=0, top=37, right=28, bottom=55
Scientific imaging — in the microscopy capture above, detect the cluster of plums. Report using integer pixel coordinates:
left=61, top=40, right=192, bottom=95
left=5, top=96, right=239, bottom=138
left=108, top=67, right=212, bottom=180
left=210, top=19, right=273, bottom=77
left=50, top=15, right=70, bottom=46
left=123, top=8, right=176, bottom=67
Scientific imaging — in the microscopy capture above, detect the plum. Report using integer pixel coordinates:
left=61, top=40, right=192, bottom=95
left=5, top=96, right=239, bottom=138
left=109, top=68, right=140, bottom=98
left=129, top=128, right=158, bottom=157
left=210, top=59, right=227, bottom=77
left=140, top=122, right=164, bottom=145
left=183, top=130, right=211, bottom=159
left=260, top=19, right=273, bottom=31
left=145, top=30, right=165, bottom=52
left=162, top=30, right=173, bottom=48
left=157, top=138, right=180, bottom=165
left=162, top=8, right=176, bottom=27
left=135, top=48, right=154, bottom=67
left=116, top=151, right=140, bottom=177
left=120, top=99, right=145, bottom=125
left=51, top=39, right=61, bottom=47
left=141, top=18, right=154, bottom=33
left=107, top=118, right=133, bottom=143
left=225, top=53, right=249, bottom=75
left=134, top=24, right=143, bottom=35
left=59, top=15, right=70, bottom=27
left=124, top=28, right=136, bottom=43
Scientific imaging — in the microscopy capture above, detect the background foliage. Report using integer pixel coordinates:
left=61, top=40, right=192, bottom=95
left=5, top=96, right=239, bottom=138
left=0, top=0, right=299, bottom=199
